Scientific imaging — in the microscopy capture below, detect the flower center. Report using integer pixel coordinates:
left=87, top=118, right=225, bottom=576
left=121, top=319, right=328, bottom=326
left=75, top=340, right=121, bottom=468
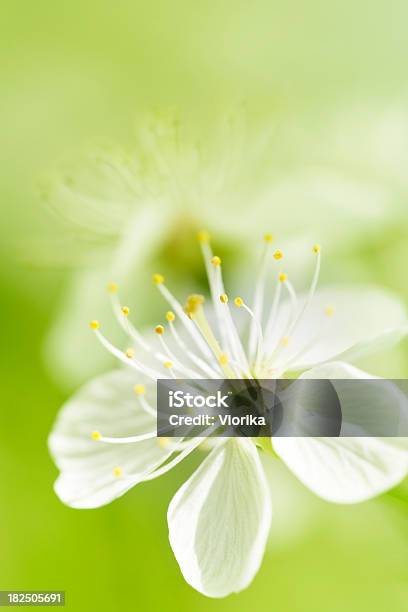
left=88, top=232, right=333, bottom=385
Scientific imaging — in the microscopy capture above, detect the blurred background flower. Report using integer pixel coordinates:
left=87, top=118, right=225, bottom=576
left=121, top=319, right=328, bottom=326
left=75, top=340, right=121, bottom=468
left=40, top=104, right=408, bottom=388
left=0, top=1, right=407, bottom=610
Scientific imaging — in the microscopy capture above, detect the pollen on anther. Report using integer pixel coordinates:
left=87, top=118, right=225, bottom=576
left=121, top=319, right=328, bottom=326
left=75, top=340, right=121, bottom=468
left=211, top=255, right=221, bottom=267
left=89, top=320, right=100, bottom=330
left=134, top=384, right=145, bottom=396
left=164, top=361, right=173, bottom=369
left=184, top=294, right=205, bottom=317
left=325, top=305, right=335, bottom=317
left=197, top=230, right=210, bottom=244
left=91, top=430, right=101, bottom=441
left=166, top=311, right=175, bottom=322
left=313, top=243, right=321, bottom=254
left=264, top=233, right=273, bottom=243
left=279, top=273, right=287, bottom=283
left=121, top=306, right=130, bottom=316
left=113, top=467, right=122, bottom=478
left=280, top=336, right=290, bottom=347
left=107, top=282, right=118, bottom=294
left=218, top=353, right=229, bottom=365
left=220, top=294, right=228, bottom=304
left=155, top=325, right=164, bottom=335
left=234, top=296, right=244, bottom=307
left=273, top=249, right=283, bottom=260
left=153, top=273, right=165, bottom=285
left=125, top=348, right=135, bottom=359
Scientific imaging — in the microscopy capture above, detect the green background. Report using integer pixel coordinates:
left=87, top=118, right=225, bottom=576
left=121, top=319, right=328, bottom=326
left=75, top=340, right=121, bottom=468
left=1, top=2, right=407, bottom=611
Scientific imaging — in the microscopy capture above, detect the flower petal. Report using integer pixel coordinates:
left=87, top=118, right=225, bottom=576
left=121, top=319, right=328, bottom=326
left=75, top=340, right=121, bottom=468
left=298, top=360, right=376, bottom=380
left=329, top=324, right=408, bottom=366
left=274, top=436, right=407, bottom=504
left=167, top=439, right=272, bottom=598
left=274, top=362, right=408, bottom=503
left=300, top=361, right=408, bottom=436
left=49, top=369, right=171, bottom=509
left=265, top=285, right=407, bottom=370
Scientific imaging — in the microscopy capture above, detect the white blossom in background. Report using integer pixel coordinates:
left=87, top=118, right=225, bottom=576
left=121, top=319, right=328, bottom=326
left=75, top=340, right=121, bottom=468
left=42, top=106, right=408, bottom=387
left=49, top=232, right=408, bottom=598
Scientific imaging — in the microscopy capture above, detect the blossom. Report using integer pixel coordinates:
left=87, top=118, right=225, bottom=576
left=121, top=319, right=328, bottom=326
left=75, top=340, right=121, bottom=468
left=42, top=108, right=408, bottom=388
left=43, top=111, right=278, bottom=386
left=49, top=233, right=408, bottom=598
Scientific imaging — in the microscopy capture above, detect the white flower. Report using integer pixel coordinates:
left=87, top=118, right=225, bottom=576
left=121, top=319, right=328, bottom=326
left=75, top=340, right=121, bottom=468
left=43, top=107, right=408, bottom=387
left=43, top=111, right=277, bottom=386
left=49, top=233, right=408, bottom=598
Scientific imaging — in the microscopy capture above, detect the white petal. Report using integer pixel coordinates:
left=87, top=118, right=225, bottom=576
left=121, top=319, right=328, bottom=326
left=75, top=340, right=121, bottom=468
left=298, top=360, right=376, bottom=380
left=168, top=439, right=272, bottom=598
left=265, top=285, right=407, bottom=370
left=274, top=436, right=408, bottom=504
left=330, top=324, right=408, bottom=365
left=274, top=362, right=408, bottom=503
left=49, top=369, right=171, bottom=509
left=299, top=361, right=408, bottom=436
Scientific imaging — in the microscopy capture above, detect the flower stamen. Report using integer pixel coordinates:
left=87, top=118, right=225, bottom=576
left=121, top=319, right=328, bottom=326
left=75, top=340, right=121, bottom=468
left=167, top=317, right=220, bottom=377
left=234, top=297, right=264, bottom=373
left=155, top=324, right=201, bottom=378
left=264, top=277, right=282, bottom=340
left=248, top=235, right=274, bottom=360
left=92, top=326, right=165, bottom=380
left=190, top=300, right=236, bottom=377
left=155, top=282, right=213, bottom=359
left=97, top=431, right=157, bottom=444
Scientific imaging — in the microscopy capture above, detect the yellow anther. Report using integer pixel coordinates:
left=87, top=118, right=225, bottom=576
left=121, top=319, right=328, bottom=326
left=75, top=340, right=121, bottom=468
left=91, top=430, right=101, bottom=441
left=89, top=320, right=100, bottom=330
left=125, top=348, right=135, bottom=359
left=158, top=437, right=170, bottom=448
left=220, top=293, right=229, bottom=304
left=184, top=294, right=205, bottom=317
left=325, top=305, right=335, bottom=317
left=164, top=361, right=173, bottom=369
left=197, top=230, right=210, bottom=244
left=273, top=249, right=283, bottom=260
left=279, top=273, right=287, bottom=283
left=155, top=324, right=164, bottom=335
left=264, top=233, right=273, bottom=243
left=218, top=353, right=229, bottom=365
left=313, top=243, right=321, bottom=254
left=113, top=467, right=122, bottom=478
left=166, top=311, right=175, bottom=322
left=107, top=282, right=118, bottom=294
left=134, top=384, right=145, bottom=396
left=152, top=273, right=165, bottom=285
left=211, top=255, right=222, bottom=267
left=280, top=336, right=290, bottom=347
left=121, top=306, right=130, bottom=316
left=234, top=296, right=244, bottom=307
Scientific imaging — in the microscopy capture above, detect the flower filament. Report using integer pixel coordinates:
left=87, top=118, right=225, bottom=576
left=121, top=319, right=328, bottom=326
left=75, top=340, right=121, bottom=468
left=87, top=232, right=332, bottom=476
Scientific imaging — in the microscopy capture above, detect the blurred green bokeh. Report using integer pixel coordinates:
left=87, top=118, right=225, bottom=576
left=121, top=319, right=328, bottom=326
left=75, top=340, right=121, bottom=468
left=1, top=2, right=407, bottom=611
